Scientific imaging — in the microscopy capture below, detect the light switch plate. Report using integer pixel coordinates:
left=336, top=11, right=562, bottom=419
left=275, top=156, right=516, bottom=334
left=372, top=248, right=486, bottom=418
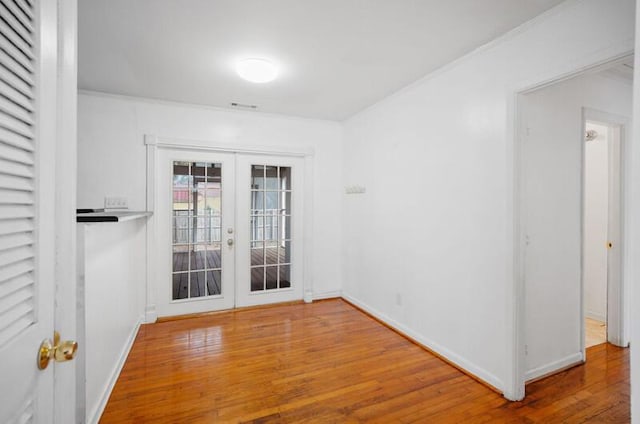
left=104, top=196, right=128, bottom=210
left=345, top=185, right=366, bottom=194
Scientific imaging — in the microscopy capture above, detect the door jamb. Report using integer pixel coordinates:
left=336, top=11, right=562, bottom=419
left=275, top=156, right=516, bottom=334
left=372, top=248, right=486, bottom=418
left=582, top=108, right=629, bottom=348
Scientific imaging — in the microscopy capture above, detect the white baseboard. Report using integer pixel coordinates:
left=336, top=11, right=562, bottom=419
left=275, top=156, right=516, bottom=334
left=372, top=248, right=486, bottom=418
left=145, top=304, right=158, bottom=323
left=525, top=352, right=583, bottom=382
left=341, top=293, right=504, bottom=393
left=585, top=310, right=606, bottom=323
left=313, top=290, right=342, bottom=301
left=88, top=317, right=143, bottom=424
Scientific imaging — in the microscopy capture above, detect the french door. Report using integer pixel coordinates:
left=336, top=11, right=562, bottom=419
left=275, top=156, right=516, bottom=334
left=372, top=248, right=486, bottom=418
left=156, top=149, right=303, bottom=317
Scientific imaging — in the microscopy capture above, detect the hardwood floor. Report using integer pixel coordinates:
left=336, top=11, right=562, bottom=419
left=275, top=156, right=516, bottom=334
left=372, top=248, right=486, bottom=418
left=100, top=299, right=629, bottom=423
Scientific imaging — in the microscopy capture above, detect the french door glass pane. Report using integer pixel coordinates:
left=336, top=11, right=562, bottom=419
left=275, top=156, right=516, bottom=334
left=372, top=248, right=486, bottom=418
left=250, top=165, right=292, bottom=292
left=265, top=266, right=278, bottom=289
left=251, top=165, right=265, bottom=189
left=251, top=267, right=264, bottom=291
left=279, top=265, right=291, bottom=288
left=265, top=166, right=279, bottom=190
left=172, top=161, right=223, bottom=300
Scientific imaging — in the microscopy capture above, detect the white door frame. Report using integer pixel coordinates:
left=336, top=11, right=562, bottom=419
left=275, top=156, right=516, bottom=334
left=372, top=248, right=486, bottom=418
left=582, top=108, right=629, bottom=349
left=144, top=135, right=315, bottom=322
left=508, top=51, right=633, bottom=400
left=55, top=0, right=79, bottom=422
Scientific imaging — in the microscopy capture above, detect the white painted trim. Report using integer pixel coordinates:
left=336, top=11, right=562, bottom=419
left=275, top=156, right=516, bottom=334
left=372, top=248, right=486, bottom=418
left=154, top=135, right=314, bottom=157
left=54, top=1, right=79, bottom=422
left=515, top=54, right=635, bottom=97
left=88, top=317, right=143, bottom=424
left=77, top=89, right=340, bottom=125
left=303, top=155, right=315, bottom=304
left=525, top=353, right=583, bottom=382
left=579, top=107, right=588, bottom=366
left=145, top=136, right=158, bottom=324
left=505, top=85, right=525, bottom=402
left=313, top=290, right=342, bottom=301
left=145, top=134, right=157, bottom=212
left=341, top=293, right=504, bottom=393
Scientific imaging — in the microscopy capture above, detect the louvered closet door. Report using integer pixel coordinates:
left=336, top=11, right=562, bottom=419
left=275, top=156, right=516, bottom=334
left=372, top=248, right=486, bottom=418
left=0, top=0, right=57, bottom=422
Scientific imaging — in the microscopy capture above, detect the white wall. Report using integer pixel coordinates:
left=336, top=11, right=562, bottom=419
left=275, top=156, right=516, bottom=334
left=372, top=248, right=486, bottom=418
left=342, top=0, right=635, bottom=397
left=521, top=73, right=631, bottom=381
left=78, top=219, right=147, bottom=423
left=77, top=93, right=344, bottom=298
left=584, top=122, right=609, bottom=322
left=630, top=2, right=640, bottom=422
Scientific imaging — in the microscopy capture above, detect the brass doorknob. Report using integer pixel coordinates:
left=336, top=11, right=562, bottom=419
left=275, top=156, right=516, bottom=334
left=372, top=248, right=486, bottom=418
left=38, top=331, right=78, bottom=370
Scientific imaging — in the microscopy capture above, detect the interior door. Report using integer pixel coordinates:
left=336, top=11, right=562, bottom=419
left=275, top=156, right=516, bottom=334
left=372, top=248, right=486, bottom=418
left=0, top=0, right=58, bottom=421
left=156, top=149, right=236, bottom=316
left=235, top=154, right=304, bottom=307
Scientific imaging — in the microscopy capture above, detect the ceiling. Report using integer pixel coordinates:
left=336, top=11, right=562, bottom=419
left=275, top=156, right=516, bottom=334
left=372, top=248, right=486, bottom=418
left=78, top=0, right=566, bottom=121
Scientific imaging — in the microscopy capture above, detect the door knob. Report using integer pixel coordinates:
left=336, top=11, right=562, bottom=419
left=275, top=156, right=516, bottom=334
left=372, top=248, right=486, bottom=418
left=38, top=331, right=78, bottom=370
left=227, top=238, right=234, bottom=246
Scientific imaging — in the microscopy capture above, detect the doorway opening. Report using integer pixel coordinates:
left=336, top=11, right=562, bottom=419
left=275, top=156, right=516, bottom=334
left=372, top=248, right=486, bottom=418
left=154, top=147, right=305, bottom=318
left=583, top=119, right=622, bottom=348
left=516, top=55, right=632, bottom=392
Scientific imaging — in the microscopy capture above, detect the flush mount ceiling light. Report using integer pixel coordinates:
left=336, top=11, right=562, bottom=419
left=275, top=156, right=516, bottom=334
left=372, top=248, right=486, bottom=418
left=236, top=58, right=278, bottom=83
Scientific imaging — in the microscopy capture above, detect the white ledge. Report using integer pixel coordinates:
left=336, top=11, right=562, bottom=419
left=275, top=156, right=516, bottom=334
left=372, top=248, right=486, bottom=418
left=76, top=211, right=152, bottom=223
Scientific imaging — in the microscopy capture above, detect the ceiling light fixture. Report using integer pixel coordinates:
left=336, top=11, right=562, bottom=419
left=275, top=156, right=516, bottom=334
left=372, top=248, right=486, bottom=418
left=236, top=58, right=278, bottom=83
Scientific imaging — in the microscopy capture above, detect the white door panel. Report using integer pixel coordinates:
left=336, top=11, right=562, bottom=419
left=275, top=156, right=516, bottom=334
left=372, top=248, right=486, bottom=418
left=156, top=149, right=236, bottom=316
left=235, top=155, right=304, bottom=307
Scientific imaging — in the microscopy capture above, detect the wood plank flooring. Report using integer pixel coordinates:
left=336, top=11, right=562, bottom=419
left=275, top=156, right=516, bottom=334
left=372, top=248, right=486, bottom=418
left=100, top=299, right=629, bottom=423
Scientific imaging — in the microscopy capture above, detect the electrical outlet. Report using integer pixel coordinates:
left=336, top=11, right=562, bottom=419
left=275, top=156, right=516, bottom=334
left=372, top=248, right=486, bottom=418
left=104, top=196, right=128, bottom=210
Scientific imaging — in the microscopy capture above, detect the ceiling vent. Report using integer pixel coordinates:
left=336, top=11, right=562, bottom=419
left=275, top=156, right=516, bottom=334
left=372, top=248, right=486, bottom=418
left=231, top=102, right=258, bottom=110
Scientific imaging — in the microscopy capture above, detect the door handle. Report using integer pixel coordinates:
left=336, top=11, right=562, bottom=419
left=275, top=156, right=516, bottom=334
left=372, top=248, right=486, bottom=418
left=38, top=331, right=78, bottom=370
left=227, top=238, right=234, bottom=247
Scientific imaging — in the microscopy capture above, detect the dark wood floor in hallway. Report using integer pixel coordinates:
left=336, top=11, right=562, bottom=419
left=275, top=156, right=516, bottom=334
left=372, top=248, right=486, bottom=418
left=100, top=299, right=629, bottom=423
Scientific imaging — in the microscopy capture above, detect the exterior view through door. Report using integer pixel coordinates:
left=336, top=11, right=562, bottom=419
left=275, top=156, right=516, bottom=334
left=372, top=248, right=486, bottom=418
left=155, top=148, right=303, bottom=317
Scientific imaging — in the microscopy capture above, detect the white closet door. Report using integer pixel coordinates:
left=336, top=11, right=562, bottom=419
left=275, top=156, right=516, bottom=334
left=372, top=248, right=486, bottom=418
left=0, top=0, right=58, bottom=422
